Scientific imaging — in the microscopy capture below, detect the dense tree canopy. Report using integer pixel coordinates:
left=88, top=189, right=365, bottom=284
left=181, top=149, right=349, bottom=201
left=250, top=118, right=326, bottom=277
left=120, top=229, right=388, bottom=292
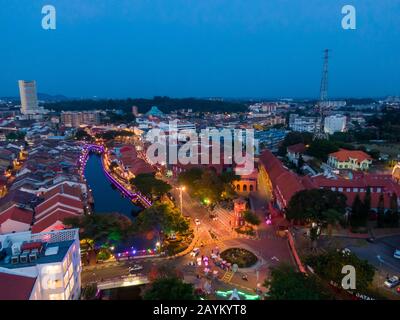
left=265, top=264, right=330, bottom=300
left=285, top=189, right=347, bottom=224
left=63, top=213, right=133, bottom=245
left=306, top=250, right=375, bottom=293
left=307, top=139, right=339, bottom=162
left=243, top=210, right=261, bottom=226
left=134, top=202, right=189, bottom=235
left=143, top=277, right=197, bottom=300
left=130, top=173, right=172, bottom=198
left=178, top=168, right=237, bottom=205
left=45, top=97, right=247, bottom=114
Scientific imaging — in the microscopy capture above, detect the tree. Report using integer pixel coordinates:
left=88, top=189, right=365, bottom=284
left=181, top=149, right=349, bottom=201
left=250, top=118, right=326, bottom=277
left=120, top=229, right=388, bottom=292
left=286, top=189, right=346, bottom=248
left=134, top=202, right=189, bottom=236
left=265, top=264, right=329, bottom=300
left=143, top=277, right=197, bottom=300
left=63, top=213, right=133, bottom=246
left=322, top=209, right=342, bottom=236
left=285, top=189, right=347, bottom=224
left=307, top=139, right=339, bottom=162
left=362, top=187, right=372, bottom=218
left=306, top=250, right=375, bottom=293
left=243, top=210, right=261, bottom=226
left=388, top=193, right=399, bottom=227
left=130, top=173, right=171, bottom=198
left=277, top=132, right=312, bottom=156
left=6, top=131, right=26, bottom=141
left=350, top=194, right=366, bottom=228
left=376, top=194, right=385, bottom=228
left=75, top=129, right=93, bottom=141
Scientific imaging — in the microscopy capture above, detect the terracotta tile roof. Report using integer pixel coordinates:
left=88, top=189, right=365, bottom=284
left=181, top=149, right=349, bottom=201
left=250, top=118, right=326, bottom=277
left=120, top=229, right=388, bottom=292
left=35, top=195, right=83, bottom=218
left=31, top=209, right=79, bottom=233
left=329, top=149, right=372, bottom=162
left=0, top=206, right=33, bottom=225
left=42, top=183, right=82, bottom=200
left=287, top=143, right=306, bottom=154
left=259, top=150, right=305, bottom=205
left=0, top=272, right=37, bottom=300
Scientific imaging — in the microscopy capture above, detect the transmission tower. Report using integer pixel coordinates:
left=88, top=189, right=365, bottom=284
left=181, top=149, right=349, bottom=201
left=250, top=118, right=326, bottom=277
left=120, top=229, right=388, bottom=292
left=313, top=49, right=330, bottom=140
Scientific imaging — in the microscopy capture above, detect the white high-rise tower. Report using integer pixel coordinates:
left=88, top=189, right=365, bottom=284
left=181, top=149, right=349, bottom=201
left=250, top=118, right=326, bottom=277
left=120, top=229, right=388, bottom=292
left=18, top=80, right=39, bottom=115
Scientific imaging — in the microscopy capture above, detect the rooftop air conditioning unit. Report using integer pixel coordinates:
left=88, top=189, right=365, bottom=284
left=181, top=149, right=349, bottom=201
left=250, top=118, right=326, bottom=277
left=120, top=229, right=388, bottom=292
left=20, top=251, right=29, bottom=263
left=29, top=252, right=38, bottom=262
left=11, top=242, right=22, bottom=256
left=11, top=255, right=19, bottom=264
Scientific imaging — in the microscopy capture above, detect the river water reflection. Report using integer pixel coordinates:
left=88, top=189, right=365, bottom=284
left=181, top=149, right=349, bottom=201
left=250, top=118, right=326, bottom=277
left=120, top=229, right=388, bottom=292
left=84, top=154, right=154, bottom=251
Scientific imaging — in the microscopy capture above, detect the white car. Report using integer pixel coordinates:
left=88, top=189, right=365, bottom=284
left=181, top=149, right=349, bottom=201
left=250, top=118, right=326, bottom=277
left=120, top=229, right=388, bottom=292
left=394, top=249, right=400, bottom=259
left=128, top=264, right=143, bottom=273
left=190, top=248, right=200, bottom=257
left=384, top=276, right=400, bottom=288
left=195, top=218, right=201, bottom=225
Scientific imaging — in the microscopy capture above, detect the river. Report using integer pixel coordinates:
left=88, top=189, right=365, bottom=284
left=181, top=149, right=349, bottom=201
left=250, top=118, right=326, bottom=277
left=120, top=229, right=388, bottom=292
left=84, top=154, right=142, bottom=217
left=84, top=154, right=155, bottom=253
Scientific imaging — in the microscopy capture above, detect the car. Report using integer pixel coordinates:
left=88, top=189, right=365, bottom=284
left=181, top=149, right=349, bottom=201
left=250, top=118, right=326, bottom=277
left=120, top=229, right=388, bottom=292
left=384, top=276, right=400, bottom=288
left=129, top=264, right=143, bottom=272
left=342, top=248, right=351, bottom=255
left=366, top=237, right=375, bottom=244
left=195, top=218, right=201, bottom=225
left=394, top=249, right=400, bottom=259
left=190, top=248, right=200, bottom=257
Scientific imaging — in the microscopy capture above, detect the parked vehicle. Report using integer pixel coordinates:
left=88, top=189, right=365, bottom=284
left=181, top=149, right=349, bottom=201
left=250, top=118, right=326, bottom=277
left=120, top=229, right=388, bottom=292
left=384, top=276, right=400, bottom=288
left=129, top=264, right=143, bottom=271
left=366, top=237, right=375, bottom=244
left=195, top=218, right=201, bottom=225
left=393, top=249, right=400, bottom=259
left=190, top=248, right=200, bottom=257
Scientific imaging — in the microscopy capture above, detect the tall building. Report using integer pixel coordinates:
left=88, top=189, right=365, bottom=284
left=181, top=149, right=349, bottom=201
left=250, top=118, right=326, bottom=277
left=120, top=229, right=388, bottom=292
left=61, top=111, right=100, bottom=127
left=324, top=115, right=347, bottom=135
left=0, top=228, right=81, bottom=300
left=132, top=106, right=139, bottom=117
left=289, top=114, right=321, bottom=133
left=18, top=80, right=39, bottom=115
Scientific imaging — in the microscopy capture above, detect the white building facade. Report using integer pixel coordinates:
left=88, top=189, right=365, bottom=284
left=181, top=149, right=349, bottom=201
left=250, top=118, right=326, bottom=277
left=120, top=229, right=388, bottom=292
left=0, top=228, right=82, bottom=300
left=324, top=115, right=347, bottom=135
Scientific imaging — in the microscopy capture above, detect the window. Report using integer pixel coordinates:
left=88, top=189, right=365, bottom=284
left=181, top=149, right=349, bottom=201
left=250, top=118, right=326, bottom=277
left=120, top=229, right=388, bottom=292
left=49, top=293, right=65, bottom=300
left=338, top=188, right=343, bottom=192
left=46, top=277, right=63, bottom=289
left=243, top=185, right=247, bottom=192
left=236, top=184, right=240, bottom=192
left=250, top=185, right=254, bottom=192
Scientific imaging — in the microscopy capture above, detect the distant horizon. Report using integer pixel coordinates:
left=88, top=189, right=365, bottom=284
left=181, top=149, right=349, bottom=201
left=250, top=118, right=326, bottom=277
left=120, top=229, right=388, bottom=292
left=0, top=91, right=393, bottom=103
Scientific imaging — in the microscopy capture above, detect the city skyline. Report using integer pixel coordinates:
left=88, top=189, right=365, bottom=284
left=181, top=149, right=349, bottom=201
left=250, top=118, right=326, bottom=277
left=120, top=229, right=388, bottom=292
left=1, top=0, right=400, bottom=99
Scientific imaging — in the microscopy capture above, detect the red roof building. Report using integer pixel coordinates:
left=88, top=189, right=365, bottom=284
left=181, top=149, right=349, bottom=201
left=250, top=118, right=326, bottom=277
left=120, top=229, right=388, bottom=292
left=328, top=149, right=373, bottom=171
left=258, top=149, right=399, bottom=212
left=32, top=183, right=84, bottom=233
left=0, top=272, right=38, bottom=300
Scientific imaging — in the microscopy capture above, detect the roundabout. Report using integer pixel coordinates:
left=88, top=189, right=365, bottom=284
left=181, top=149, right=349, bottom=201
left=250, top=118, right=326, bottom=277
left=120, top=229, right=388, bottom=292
left=220, top=248, right=258, bottom=268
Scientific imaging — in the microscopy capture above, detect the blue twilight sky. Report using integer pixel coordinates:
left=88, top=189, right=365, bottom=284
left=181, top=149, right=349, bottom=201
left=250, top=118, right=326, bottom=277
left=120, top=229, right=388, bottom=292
left=0, top=0, right=399, bottom=99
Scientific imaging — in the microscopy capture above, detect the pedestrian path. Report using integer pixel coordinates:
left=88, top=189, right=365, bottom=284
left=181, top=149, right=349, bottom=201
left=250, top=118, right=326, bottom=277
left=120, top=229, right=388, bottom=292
left=221, top=270, right=234, bottom=283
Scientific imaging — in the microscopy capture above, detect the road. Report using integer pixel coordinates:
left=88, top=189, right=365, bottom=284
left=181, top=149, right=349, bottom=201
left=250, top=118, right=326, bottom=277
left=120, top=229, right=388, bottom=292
left=320, top=235, right=400, bottom=299
left=82, top=179, right=294, bottom=298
